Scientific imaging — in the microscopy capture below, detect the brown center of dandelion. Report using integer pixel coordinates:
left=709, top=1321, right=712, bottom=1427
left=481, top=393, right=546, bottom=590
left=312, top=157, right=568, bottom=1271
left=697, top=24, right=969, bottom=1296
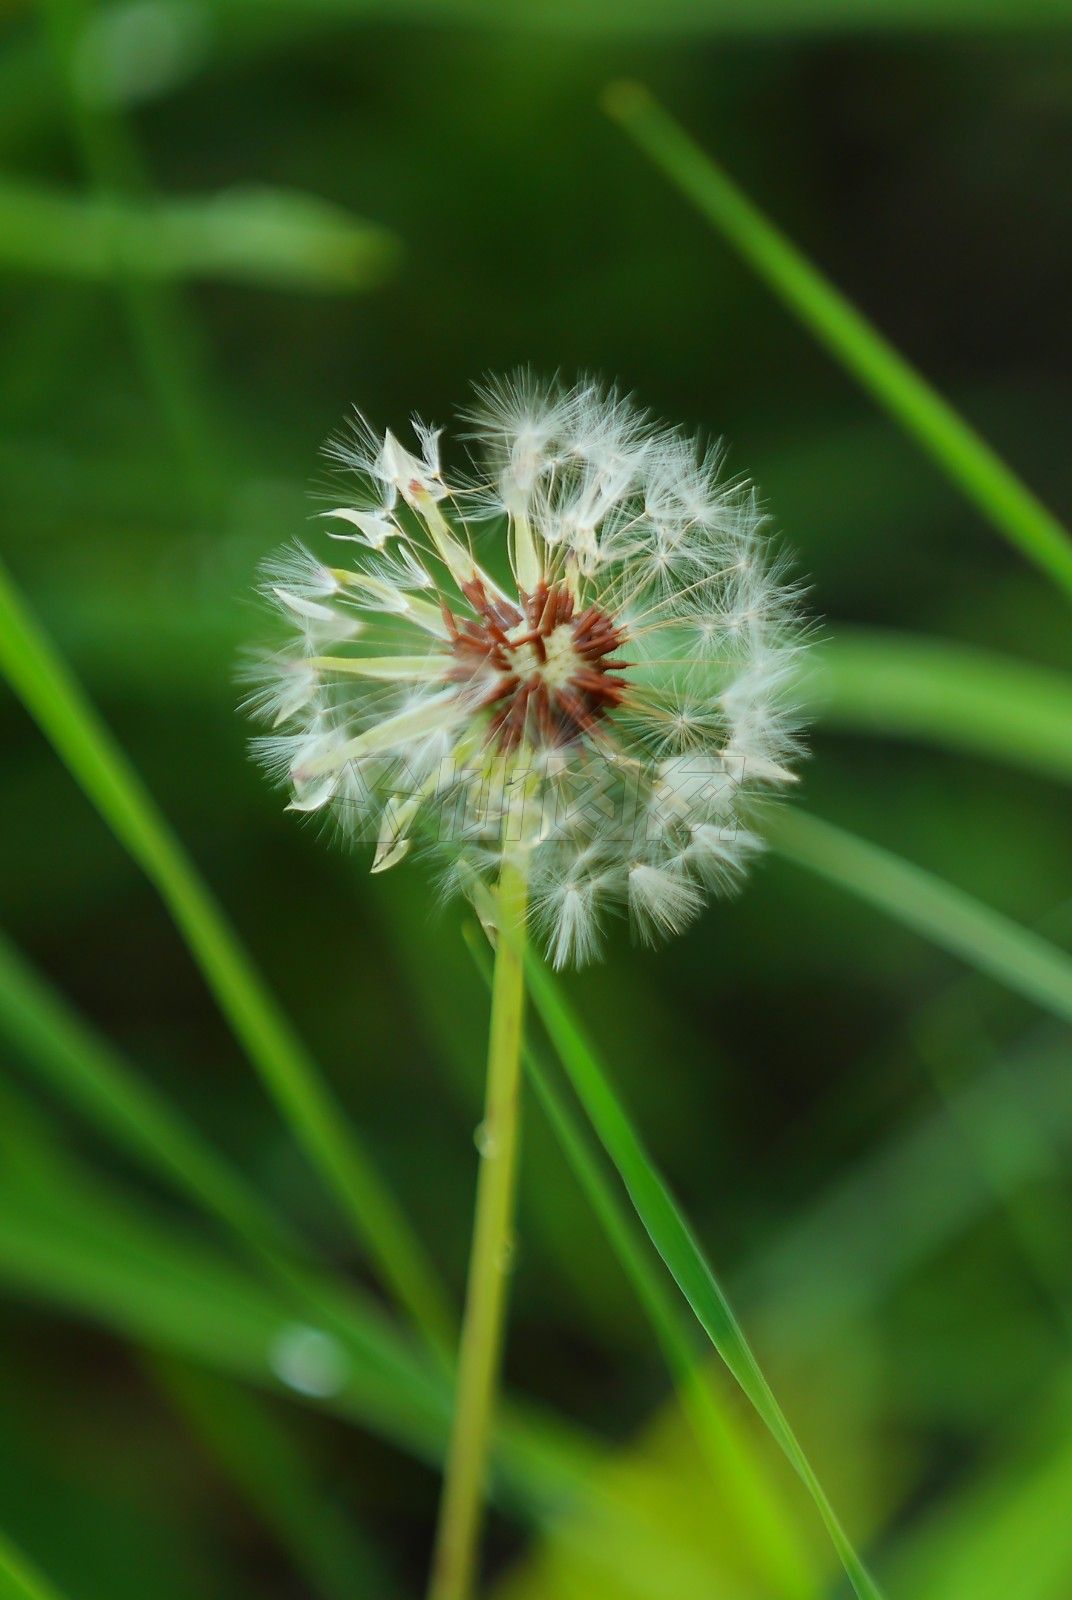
left=444, top=577, right=629, bottom=752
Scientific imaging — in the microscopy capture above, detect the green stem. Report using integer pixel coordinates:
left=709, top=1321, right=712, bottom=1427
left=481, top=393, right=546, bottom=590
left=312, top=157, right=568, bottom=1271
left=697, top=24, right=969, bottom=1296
left=604, top=82, right=1072, bottom=600
left=428, top=858, right=529, bottom=1600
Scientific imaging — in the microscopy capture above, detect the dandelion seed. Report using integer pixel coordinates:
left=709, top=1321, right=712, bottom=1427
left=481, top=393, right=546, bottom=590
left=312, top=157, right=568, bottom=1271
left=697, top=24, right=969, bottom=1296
left=246, top=374, right=809, bottom=962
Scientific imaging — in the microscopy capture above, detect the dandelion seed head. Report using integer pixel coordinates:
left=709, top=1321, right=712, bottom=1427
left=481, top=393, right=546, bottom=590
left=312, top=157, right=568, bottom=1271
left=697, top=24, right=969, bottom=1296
left=245, top=373, right=811, bottom=963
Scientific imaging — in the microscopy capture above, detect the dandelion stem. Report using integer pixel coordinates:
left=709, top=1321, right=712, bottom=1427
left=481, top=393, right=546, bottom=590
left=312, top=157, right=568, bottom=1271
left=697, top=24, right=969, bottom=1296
left=428, top=857, right=529, bottom=1600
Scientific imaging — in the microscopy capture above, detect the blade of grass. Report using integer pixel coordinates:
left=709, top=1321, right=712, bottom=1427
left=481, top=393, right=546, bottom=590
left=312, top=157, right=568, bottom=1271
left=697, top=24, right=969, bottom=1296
left=462, top=924, right=820, bottom=1600
left=0, top=1533, right=69, bottom=1600
left=148, top=1356, right=393, bottom=1599
left=886, top=1369, right=1072, bottom=1600
left=0, top=924, right=462, bottom=1417
left=0, top=557, right=453, bottom=1354
left=771, top=815, right=1072, bottom=1334
left=518, top=954, right=886, bottom=1600
left=0, top=179, right=399, bottom=291
left=604, top=83, right=1072, bottom=600
left=0, top=926, right=306, bottom=1259
left=0, top=1152, right=687, bottom=1561
left=0, top=1068, right=845, bottom=1590
left=208, top=0, right=1072, bottom=34
left=810, top=630, right=1072, bottom=783
left=0, top=1177, right=449, bottom=1463
left=648, top=630, right=1072, bottom=784
left=771, top=810, right=1072, bottom=1026
left=40, top=0, right=223, bottom=512
left=0, top=1167, right=829, bottom=1600
left=0, top=1075, right=603, bottom=1521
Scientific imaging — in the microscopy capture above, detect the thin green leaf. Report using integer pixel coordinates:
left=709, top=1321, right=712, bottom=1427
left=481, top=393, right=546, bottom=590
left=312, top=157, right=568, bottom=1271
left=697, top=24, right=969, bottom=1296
left=771, top=810, right=1072, bottom=1025
left=40, top=0, right=224, bottom=510
left=521, top=953, right=886, bottom=1600
left=0, top=180, right=399, bottom=291
left=810, top=630, right=1072, bottom=783
left=0, top=1179, right=448, bottom=1463
left=0, top=1076, right=600, bottom=1521
left=0, top=556, right=453, bottom=1353
left=0, top=927, right=303, bottom=1259
left=462, top=925, right=819, bottom=1598
left=605, top=83, right=1072, bottom=600
left=0, top=1531, right=69, bottom=1600
left=149, top=1357, right=393, bottom=1599
left=211, top=0, right=1072, bottom=34
left=0, top=926, right=458, bottom=1420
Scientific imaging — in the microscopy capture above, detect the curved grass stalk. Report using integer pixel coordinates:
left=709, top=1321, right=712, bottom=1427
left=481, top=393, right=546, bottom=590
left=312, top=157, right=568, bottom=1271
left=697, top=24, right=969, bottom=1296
left=0, top=1530, right=68, bottom=1600
left=0, top=925, right=462, bottom=1407
left=0, top=1084, right=603, bottom=1533
left=772, top=810, right=1072, bottom=1025
left=605, top=84, right=1072, bottom=600
left=0, top=936, right=614, bottom=1535
left=0, top=928, right=304, bottom=1260
left=0, top=556, right=453, bottom=1354
left=810, top=630, right=1072, bottom=783
left=520, top=951, right=887, bottom=1600
left=0, top=180, right=399, bottom=292
left=147, top=1356, right=392, bottom=1599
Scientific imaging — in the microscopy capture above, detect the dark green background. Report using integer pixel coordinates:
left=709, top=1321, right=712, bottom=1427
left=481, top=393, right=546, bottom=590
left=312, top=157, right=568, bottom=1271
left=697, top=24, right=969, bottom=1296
left=2, top=6, right=1070, bottom=1596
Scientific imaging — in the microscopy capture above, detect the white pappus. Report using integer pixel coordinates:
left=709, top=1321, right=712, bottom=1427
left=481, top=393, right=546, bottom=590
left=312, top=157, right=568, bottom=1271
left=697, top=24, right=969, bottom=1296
left=243, top=372, right=810, bottom=965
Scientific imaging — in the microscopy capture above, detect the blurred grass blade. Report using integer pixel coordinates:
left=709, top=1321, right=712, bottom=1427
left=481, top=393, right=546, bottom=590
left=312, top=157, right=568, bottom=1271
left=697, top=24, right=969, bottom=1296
left=0, top=179, right=399, bottom=291
left=650, top=630, right=1072, bottom=784
left=0, top=926, right=304, bottom=1257
left=149, top=1357, right=392, bottom=1599
left=41, top=0, right=224, bottom=512
left=810, top=630, right=1072, bottom=783
left=462, top=927, right=819, bottom=1599
left=0, top=556, right=453, bottom=1353
left=0, top=925, right=452, bottom=1383
left=0, top=1074, right=599, bottom=1525
left=605, top=83, right=1072, bottom=599
left=0, top=1531, right=68, bottom=1600
left=521, top=955, right=886, bottom=1600
left=0, top=1154, right=607, bottom=1533
left=192, top=0, right=1072, bottom=34
left=886, top=1370, right=1072, bottom=1600
left=773, top=810, right=1072, bottom=1024
left=0, top=1177, right=449, bottom=1464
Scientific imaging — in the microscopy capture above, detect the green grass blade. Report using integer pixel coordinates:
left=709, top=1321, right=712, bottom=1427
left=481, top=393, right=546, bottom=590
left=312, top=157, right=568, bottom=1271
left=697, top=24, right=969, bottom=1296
left=886, top=1370, right=1072, bottom=1600
left=206, top=0, right=1072, bottom=34
left=462, top=926, right=819, bottom=1598
left=0, top=927, right=304, bottom=1259
left=0, top=557, right=453, bottom=1353
left=0, top=1533, right=68, bottom=1600
left=521, top=955, right=886, bottom=1600
left=149, top=1357, right=393, bottom=1598
left=0, top=179, right=399, bottom=292
left=0, top=1181, right=448, bottom=1463
left=0, top=925, right=455, bottom=1387
left=810, top=630, right=1072, bottom=783
left=604, top=83, right=1072, bottom=600
left=0, top=1074, right=601, bottom=1523
left=772, top=810, right=1072, bottom=1025
left=40, top=0, right=224, bottom=511
left=648, top=629, right=1072, bottom=783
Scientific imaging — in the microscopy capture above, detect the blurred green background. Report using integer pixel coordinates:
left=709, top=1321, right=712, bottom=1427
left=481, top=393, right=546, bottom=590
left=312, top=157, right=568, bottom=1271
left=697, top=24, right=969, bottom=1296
left=2, top=3, right=1071, bottom=1597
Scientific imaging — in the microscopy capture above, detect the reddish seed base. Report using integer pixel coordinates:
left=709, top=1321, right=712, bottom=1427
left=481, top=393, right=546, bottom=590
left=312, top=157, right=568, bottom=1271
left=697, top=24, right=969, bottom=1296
left=444, top=578, right=629, bottom=752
